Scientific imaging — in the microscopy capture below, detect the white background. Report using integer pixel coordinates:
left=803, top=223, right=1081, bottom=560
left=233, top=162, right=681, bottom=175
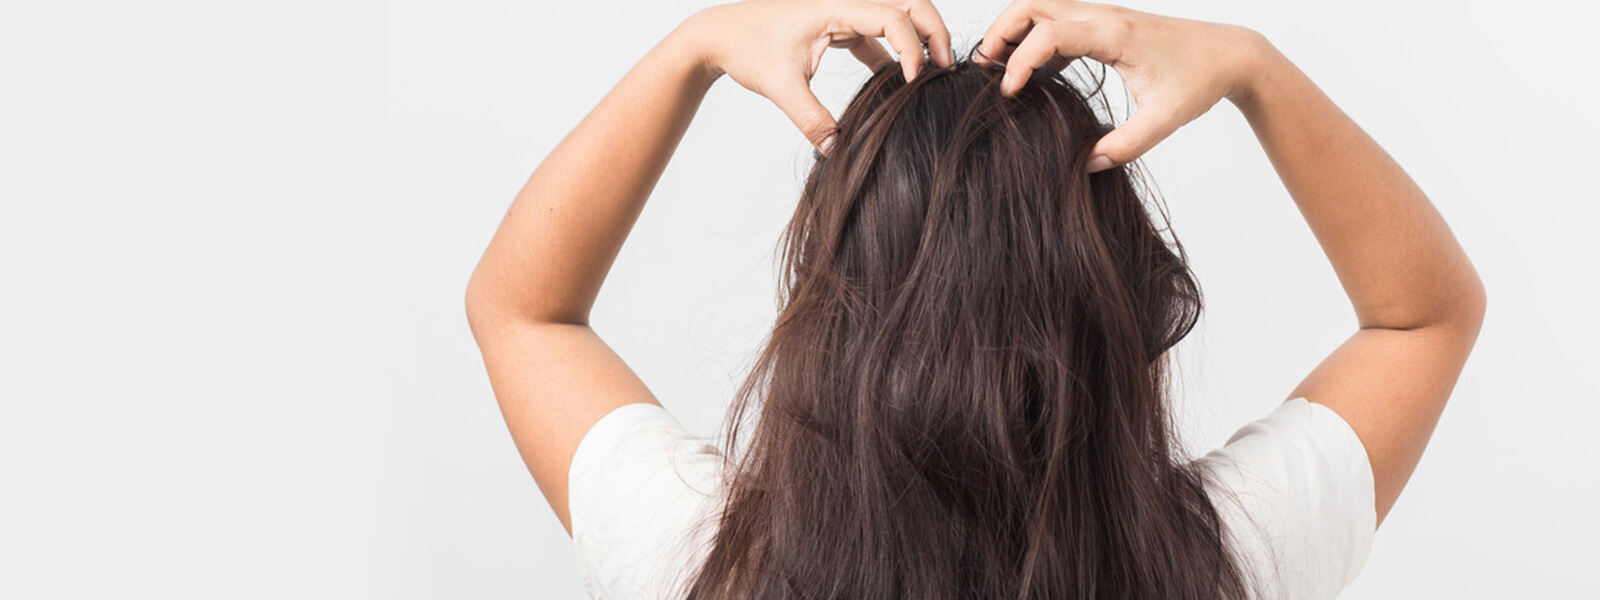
left=2, top=0, right=1596, bottom=598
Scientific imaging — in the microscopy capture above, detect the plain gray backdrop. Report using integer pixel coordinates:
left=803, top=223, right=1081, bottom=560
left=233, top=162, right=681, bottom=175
left=2, top=0, right=1596, bottom=597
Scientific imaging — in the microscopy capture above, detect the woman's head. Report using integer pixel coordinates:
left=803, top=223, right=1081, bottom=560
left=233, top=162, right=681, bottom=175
left=792, top=58, right=1200, bottom=367
left=689, top=59, right=1245, bottom=599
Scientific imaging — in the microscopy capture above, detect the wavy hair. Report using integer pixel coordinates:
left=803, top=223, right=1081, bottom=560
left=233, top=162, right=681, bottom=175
left=687, top=59, right=1247, bottom=600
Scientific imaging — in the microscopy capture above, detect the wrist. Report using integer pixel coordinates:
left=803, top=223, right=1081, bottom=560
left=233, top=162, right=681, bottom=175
left=1223, top=28, right=1292, bottom=111
left=669, top=8, right=727, bottom=84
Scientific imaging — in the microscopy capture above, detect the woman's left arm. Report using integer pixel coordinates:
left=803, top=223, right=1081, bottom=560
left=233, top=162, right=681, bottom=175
left=466, top=0, right=951, bottom=533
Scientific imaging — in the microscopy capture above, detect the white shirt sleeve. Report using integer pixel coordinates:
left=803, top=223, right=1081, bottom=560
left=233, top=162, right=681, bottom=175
left=567, top=403, right=726, bottom=600
left=1196, top=397, right=1379, bottom=600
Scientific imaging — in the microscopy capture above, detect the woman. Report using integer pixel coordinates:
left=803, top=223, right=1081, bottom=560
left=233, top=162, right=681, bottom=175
left=466, top=1, right=1486, bottom=598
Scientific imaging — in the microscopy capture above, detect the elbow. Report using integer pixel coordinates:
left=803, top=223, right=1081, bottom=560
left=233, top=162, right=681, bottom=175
left=464, top=267, right=504, bottom=339
left=1450, top=245, right=1488, bottom=336
left=464, top=267, right=591, bottom=336
left=1456, top=272, right=1488, bottom=338
left=1356, top=267, right=1487, bottom=338
left=1429, top=266, right=1487, bottom=345
left=464, top=273, right=489, bottom=338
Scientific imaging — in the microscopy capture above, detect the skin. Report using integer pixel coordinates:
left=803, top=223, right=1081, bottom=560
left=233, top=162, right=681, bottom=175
left=466, top=0, right=1485, bottom=533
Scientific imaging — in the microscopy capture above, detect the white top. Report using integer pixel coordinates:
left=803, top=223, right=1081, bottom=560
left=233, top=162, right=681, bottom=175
left=568, top=398, right=1376, bottom=600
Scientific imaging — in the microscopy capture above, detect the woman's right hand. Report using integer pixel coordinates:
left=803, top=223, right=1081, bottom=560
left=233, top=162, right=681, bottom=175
left=975, top=1, right=1277, bottom=171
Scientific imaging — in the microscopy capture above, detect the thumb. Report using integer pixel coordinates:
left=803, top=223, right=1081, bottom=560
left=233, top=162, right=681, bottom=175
left=767, top=80, right=839, bottom=152
left=1087, top=101, right=1183, bottom=172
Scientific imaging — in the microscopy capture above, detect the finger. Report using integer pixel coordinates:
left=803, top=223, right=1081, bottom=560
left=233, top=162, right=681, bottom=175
left=844, top=37, right=894, bottom=70
left=1087, top=100, right=1183, bottom=171
left=767, top=79, right=839, bottom=150
left=1000, top=24, right=1058, bottom=95
left=976, top=2, right=1034, bottom=65
left=980, top=5, right=1125, bottom=67
left=842, top=2, right=926, bottom=81
left=1038, top=18, right=1120, bottom=64
left=903, top=0, right=955, bottom=67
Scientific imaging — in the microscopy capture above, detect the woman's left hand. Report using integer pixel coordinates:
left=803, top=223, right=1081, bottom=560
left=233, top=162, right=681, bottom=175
left=684, top=0, right=957, bottom=151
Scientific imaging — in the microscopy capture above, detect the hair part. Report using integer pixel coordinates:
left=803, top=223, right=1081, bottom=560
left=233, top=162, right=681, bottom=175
left=687, top=57, right=1248, bottom=600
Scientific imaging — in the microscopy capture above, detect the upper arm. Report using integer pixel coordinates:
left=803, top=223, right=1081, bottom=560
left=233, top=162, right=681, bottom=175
left=1288, top=300, right=1485, bottom=525
left=468, top=313, right=660, bottom=534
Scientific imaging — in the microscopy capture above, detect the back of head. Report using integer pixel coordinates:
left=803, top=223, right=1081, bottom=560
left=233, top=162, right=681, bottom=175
left=689, top=60, right=1246, bottom=599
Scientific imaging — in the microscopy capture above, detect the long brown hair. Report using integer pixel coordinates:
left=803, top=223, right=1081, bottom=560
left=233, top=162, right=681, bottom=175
left=687, top=59, right=1247, bottom=600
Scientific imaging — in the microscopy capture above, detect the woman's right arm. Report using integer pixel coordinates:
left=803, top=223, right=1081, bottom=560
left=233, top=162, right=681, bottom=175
left=980, top=1, right=1486, bottom=525
left=1235, top=42, right=1485, bottom=526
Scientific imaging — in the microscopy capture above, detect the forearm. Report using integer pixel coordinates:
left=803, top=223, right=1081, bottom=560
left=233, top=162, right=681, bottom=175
left=1231, top=41, right=1485, bottom=332
left=467, top=21, right=717, bottom=327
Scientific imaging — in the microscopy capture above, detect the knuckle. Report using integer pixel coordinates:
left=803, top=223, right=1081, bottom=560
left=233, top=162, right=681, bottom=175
left=798, top=115, right=830, bottom=138
left=1103, top=12, right=1138, bottom=40
left=894, top=18, right=919, bottom=43
left=1096, top=18, right=1131, bottom=45
left=1026, top=23, right=1056, bottom=50
left=1098, top=146, right=1132, bottom=163
left=813, top=124, right=839, bottom=144
left=1093, top=132, right=1128, bottom=153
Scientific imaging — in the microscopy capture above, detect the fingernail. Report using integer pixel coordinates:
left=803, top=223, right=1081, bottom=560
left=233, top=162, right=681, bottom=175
left=1000, top=73, right=1015, bottom=94
left=819, top=135, right=836, bottom=156
left=1087, top=155, right=1114, bottom=172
